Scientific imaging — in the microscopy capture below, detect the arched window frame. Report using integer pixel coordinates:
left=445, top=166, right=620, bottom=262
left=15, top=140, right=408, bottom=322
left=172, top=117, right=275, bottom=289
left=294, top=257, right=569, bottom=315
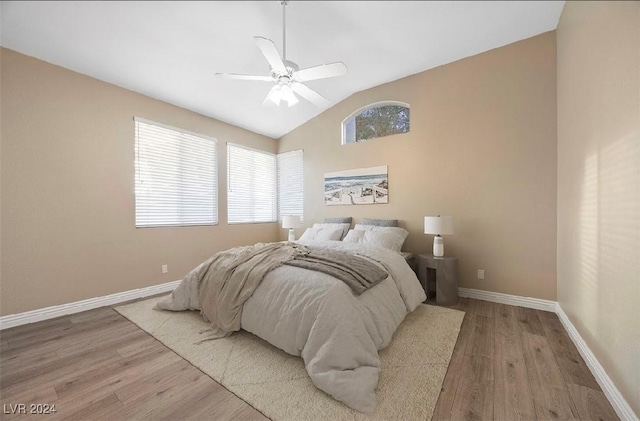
left=341, top=100, right=410, bottom=145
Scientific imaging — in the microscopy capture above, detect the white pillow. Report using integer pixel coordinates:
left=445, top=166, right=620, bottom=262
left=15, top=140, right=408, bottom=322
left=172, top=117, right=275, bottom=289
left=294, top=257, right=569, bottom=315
left=342, top=229, right=366, bottom=244
left=299, top=227, right=344, bottom=241
left=353, top=224, right=409, bottom=242
left=312, top=222, right=351, bottom=240
left=343, top=229, right=406, bottom=252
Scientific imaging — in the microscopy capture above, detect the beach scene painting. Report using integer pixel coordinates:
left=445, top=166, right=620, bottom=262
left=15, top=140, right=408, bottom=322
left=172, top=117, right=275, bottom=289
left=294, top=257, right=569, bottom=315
left=324, top=165, right=388, bottom=206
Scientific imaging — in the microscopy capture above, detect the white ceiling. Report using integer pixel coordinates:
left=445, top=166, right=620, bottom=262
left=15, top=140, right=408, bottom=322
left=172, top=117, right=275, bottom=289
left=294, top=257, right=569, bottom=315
left=1, top=1, right=564, bottom=139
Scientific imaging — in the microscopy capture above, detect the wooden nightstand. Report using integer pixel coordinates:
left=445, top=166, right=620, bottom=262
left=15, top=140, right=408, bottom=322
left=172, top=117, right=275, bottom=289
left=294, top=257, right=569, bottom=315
left=417, top=254, right=459, bottom=306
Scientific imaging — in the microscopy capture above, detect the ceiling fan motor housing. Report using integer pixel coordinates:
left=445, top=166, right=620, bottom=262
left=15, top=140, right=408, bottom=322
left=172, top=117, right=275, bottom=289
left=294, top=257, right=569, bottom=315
left=272, top=60, right=299, bottom=83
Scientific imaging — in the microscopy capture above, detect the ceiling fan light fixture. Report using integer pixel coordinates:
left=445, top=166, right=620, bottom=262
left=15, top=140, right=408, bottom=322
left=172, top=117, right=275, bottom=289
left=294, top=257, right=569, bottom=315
left=268, top=85, right=282, bottom=106
left=281, top=84, right=298, bottom=106
left=267, top=83, right=298, bottom=107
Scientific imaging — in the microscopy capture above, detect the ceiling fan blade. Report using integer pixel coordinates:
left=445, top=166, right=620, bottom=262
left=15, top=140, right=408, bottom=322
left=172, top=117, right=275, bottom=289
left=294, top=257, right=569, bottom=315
left=291, top=83, right=330, bottom=108
left=294, top=62, right=347, bottom=82
left=215, top=73, right=273, bottom=82
left=254, top=36, right=286, bottom=73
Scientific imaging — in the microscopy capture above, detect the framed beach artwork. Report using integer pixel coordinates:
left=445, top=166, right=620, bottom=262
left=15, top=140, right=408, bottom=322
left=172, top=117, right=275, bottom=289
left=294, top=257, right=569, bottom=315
left=324, top=165, right=388, bottom=206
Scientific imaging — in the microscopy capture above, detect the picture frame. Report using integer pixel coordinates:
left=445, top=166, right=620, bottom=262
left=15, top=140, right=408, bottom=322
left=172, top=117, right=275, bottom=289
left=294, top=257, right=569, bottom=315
left=324, top=165, right=388, bottom=206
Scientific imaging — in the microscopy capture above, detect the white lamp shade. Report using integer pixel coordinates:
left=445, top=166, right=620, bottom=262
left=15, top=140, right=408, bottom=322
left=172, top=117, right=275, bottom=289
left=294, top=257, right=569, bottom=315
left=424, top=216, right=454, bottom=235
left=268, top=84, right=299, bottom=107
left=282, top=215, right=301, bottom=229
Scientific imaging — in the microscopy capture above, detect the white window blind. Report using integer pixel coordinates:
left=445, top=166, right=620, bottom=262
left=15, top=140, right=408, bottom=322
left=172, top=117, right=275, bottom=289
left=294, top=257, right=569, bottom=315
left=277, top=149, right=304, bottom=221
left=227, top=143, right=277, bottom=224
left=134, top=118, right=218, bottom=227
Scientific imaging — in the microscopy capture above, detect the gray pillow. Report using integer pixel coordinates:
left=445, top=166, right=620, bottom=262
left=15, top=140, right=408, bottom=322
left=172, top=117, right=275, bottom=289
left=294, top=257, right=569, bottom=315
left=323, top=217, right=353, bottom=224
left=361, top=218, right=398, bottom=227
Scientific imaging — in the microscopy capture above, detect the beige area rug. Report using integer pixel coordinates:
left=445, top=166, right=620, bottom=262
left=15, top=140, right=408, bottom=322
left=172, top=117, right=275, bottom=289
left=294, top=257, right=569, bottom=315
left=115, top=296, right=464, bottom=421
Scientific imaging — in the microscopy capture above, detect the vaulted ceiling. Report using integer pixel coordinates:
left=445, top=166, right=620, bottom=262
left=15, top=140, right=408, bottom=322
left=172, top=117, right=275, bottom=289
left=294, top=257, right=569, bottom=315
left=0, top=1, right=564, bottom=138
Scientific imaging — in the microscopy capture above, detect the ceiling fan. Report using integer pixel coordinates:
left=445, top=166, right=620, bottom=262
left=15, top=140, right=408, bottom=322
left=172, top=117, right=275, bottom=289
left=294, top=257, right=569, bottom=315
left=215, top=1, right=347, bottom=107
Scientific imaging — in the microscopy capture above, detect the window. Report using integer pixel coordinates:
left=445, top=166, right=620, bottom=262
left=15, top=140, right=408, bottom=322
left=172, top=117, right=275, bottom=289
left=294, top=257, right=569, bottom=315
left=342, top=101, right=410, bottom=144
left=227, top=144, right=277, bottom=224
left=134, top=118, right=218, bottom=227
left=277, top=149, right=304, bottom=222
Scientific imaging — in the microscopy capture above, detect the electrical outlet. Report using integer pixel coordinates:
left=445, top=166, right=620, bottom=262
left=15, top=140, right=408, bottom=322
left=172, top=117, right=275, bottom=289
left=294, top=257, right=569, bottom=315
left=477, top=269, right=485, bottom=280
left=161, top=264, right=168, bottom=274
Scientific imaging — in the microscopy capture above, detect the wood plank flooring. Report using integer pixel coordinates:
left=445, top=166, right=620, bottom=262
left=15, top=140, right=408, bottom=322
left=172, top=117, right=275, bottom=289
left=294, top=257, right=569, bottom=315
left=432, top=298, right=618, bottom=421
left=0, top=308, right=267, bottom=421
left=0, top=298, right=618, bottom=420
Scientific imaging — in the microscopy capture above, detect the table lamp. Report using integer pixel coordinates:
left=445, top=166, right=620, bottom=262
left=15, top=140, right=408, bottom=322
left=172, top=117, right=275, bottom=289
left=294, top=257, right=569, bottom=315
left=282, top=215, right=301, bottom=241
left=424, top=216, right=454, bottom=257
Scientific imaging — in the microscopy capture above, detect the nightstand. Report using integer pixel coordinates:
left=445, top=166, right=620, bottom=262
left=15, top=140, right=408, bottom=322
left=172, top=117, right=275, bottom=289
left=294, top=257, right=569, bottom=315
left=417, top=254, right=459, bottom=306
left=401, top=252, right=416, bottom=272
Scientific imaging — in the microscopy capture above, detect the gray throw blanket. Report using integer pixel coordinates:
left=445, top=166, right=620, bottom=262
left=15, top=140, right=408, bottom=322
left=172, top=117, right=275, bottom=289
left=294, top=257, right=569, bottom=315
left=285, top=247, right=388, bottom=295
left=196, top=242, right=307, bottom=339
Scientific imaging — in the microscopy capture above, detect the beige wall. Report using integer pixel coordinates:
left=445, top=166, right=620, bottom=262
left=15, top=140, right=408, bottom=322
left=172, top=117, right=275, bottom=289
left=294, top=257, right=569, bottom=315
left=279, top=32, right=558, bottom=300
left=557, top=1, right=640, bottom=415
left=0, top=48, right=279, bottom=316
left=0, top=46, right=4, bottom=301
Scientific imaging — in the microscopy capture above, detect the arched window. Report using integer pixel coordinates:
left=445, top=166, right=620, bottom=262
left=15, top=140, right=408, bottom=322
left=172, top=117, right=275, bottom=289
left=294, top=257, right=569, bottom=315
left=342, top=101, right=410, bottom=144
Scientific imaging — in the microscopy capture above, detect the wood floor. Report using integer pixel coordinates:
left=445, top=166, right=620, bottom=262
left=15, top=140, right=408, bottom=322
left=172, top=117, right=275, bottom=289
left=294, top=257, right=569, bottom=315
left=433, top=298, right=618, bottom=421
left=0, top=298, right=618, bottom=420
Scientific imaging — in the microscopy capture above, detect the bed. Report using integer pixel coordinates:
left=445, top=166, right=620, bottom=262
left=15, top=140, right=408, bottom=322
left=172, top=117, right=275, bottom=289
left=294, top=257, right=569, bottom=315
left=156, top=224, right=426, bottom=413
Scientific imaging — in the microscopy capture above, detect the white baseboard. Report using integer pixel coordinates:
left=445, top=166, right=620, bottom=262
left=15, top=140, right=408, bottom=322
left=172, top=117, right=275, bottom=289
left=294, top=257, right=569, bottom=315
left=458, top=287, right=557, bottom=312
left=555, top=305, right=638, bottom=421
left=0, top=280, right=180, bottom=330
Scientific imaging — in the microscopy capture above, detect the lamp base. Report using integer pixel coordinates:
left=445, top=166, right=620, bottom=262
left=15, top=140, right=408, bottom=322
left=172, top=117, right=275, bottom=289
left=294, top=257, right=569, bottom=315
left=288, top=229, right=296, bottom=242
left=433, top=235, right=444, bottom=257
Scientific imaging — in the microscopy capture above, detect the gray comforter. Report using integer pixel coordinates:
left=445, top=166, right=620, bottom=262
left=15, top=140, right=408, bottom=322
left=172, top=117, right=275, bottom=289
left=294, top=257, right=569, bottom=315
left=156, top=240, right=425, bottom=413
left=192, top=242, right=307, bottom=339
